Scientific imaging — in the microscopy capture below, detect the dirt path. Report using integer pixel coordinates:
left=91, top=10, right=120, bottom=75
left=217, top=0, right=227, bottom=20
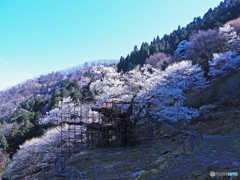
left=158, top=134, right=240, bottom=180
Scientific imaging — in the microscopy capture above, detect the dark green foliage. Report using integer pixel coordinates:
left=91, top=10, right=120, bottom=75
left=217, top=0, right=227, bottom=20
left=3, top=94, right=50, bottom=157
left=50, top=79, right=92, bottom=109
left=84, top=70, right=94, bottom=78
left=3, top=79, right=91, bottom=157
left=6, top=123, right=20, bottom=157
left=6, top=115, right=51, bottom=157
left=32, top=95, right=46, bottom=112
left=21, top=95, right=48, bottom=112
left=61, top=80, right=70, bottom=88
left=4, top=110, right=14, bottom=123
left=61, top=87, right=70, bottom=98
left=50, top=89, right=61, bottom=109
left=117, top=0, right=240, bottom=72
left=21, top=101, right=30, bottom=110
left=0, top=130, right=8, bottom=151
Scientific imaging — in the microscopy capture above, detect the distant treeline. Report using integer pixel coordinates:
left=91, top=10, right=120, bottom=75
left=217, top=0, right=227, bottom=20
left=117, top=0, right=240, bottom=72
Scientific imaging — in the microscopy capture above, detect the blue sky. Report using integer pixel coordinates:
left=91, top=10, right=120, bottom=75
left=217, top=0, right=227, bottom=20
left=0, top=0, right=223, bottom=91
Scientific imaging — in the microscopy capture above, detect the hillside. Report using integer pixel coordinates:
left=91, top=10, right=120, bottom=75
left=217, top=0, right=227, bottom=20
left=0, top=60, right=117, bottom=122
left=1, top=2, right=240, bottom=179
left=2, top=48, right=240, bottom=179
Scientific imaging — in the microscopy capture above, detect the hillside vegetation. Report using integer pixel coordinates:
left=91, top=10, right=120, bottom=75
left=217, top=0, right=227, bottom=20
left=1, top=0, right=240, bottom=179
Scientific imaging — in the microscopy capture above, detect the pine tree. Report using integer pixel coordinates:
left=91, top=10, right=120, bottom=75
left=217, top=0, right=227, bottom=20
left=120, top=56, right=124, bottom=63
left=133, top=45, right=138, bottom=52
left=0, top=130, right=8, bottom=151
left=9, top=123, right=19, bottom=138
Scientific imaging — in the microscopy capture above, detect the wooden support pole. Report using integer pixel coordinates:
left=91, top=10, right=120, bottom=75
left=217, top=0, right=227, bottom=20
left=91, top=131, right=93, bottom=148
left=180, top=139, right=187, bottom=155
left=81, top=130, right=83, bottom=151
left=138, top=156, right=145, bottom=169
left=95, top=165, right=98, bottom=180
left=115, top=164, right=122, bottom=179
left=192, top=134, right=196, bottom=147
left=196, top=133, right=200, bottom=146
left=200, top=131, right=203, bottom=142
left=43, top=167, right=45, bottom=179
left=87, top=131, right=90, bottom=149
left=98, top=126, right=100, bottom=147
left=188, top=135, right=194, bottom=151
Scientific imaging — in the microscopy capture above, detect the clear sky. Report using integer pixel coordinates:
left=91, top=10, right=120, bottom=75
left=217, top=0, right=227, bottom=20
left=0, top=0, right=223, bottom=91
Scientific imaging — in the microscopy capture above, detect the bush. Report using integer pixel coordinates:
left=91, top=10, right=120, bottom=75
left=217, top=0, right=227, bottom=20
left=145, top=52, right=172, bottom=70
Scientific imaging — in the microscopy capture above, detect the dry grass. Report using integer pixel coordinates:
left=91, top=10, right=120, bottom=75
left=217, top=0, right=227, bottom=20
left=225, top=17, right=240, bottom=35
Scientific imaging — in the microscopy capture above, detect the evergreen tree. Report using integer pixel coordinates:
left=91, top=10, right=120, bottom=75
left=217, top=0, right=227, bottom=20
left=161, top=38, right=166, bottom=47
left=7, top=123, right=19, bottom=156
left=0, top=130, right=8, bottom=151
left=120, top=56, right=124, bottom=63
left=133, top=45, right=138, bottom=52
left=117, top=0, right=240, bottom=72
left=149, top=43, right=159, bottom=55
left=9, top=123, right=19, bottom=138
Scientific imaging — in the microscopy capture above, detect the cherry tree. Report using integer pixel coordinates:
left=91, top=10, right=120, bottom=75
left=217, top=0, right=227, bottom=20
left=5, top=127, right=62, bottom=178
left=90, top=62, right=207, bottom=124
left=219, top=24, right=240, bottom=54
left=145, top=52, right=172, bottom=70
left=162, top=60, right=210, bottom=91
left=186, top=29, right=229, bottom=75
left=174, top=40, right=189, bottom=60
left=208, top=51, right=240, bottom=79
left=39, top=97, right=97, bottom=125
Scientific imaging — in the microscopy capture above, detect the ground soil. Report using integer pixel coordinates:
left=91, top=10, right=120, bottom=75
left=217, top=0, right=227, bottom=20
left=157, top=132, right=240, bottom=180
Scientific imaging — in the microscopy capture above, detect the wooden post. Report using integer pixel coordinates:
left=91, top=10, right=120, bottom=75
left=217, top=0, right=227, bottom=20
left=102, top=127, right=105, bottom=146
left=107, top=129, right=109, bottom=145
left=196, top=133, right=200, bottom=146
left=200, top=131, right=203, bottom=142
left=81, top=130, right=83, bottom=151
left=115, top=164, right=122, bottom=179
left=138, top=156, right=145, bottom=169
left=199, top=133, right=202, bottom=144
left=95, top=165, right=98, bottom=180
left=71, top=165, right=74, bottom=180
left=87, top=131, right=90, bottom=149
left=98, top=126, right=100, bottom=147
left=180, top=139, right=187, bottom=155
left=192, top=134, right=196, bottom=147
left=91, top=131, right=93, bottom=148
left=147, top=129, right=149, bottom=147
left=43, top=167, right=45, bottom=179
left=110, top=130, right=112, bottom=142
left=120, top=128, right=121, bottom=145
left=188, top=135, right=194, bottom=151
